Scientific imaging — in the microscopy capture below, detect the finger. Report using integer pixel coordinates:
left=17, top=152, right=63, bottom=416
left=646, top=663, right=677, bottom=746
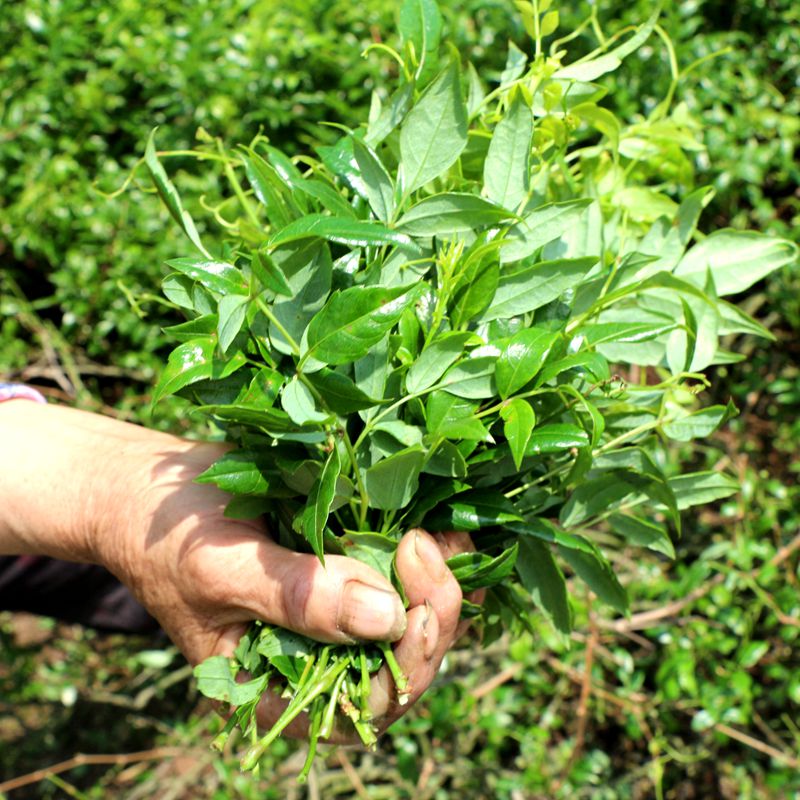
left=395, top=529, right=463, bottom=649
left=188, top=531, right=407, bottom=645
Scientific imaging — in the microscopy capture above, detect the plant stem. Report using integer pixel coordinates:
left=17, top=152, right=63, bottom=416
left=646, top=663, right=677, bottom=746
left=217, top=138, right=262, bottom=230
left=254, top=296, right=301, bottom=355
left=378, top=642, right=409, bottom=704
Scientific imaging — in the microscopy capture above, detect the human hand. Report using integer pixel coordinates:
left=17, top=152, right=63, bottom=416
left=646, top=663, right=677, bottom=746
left=100, top=433, right=470, bottom=739
left=0, top=401, right=472, bottom=738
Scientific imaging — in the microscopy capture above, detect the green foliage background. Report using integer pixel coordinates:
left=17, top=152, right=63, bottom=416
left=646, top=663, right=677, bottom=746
left=1, top=0, right=798, bottom=798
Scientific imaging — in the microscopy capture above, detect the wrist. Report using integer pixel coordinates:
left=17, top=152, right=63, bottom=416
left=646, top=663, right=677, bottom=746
left=0, top=402, right=186, bottom=566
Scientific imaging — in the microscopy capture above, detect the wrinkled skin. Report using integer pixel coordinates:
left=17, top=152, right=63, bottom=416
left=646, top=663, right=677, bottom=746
left=0, top=401, right=476, bottom=740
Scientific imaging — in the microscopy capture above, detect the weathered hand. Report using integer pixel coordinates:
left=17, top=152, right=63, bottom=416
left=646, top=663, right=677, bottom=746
left=0, top=401, right=473, bottom=741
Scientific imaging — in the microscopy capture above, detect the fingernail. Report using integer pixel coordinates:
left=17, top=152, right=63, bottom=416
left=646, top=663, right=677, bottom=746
left=413, top=530, right=449, bottom=583
left=337, top=581, right=407, bottom=641
left=422, top=600, right=437, bottom=660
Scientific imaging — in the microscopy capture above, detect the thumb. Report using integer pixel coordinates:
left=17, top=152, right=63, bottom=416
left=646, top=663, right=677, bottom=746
left=223, top=536, right=407, bottom=645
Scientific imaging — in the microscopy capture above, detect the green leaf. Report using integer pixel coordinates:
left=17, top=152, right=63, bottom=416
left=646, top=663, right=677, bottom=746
left=194, top=656, right=264, bottom=705
left=153, top=338, right=246, bottom=404
left=251, top=250, right=292, bottom=296
left=608, top=513, right=675, bottom=559
left=196, top=404, right=295, bottom=433
left=423, top=439, right=468, bottom=477
left=426, top=491, right=522, bottom=531
left=400, top=58, right=468, bottom=194
left=269, top=214, right=417, bottom=252
left=558, top=545, right=629, bottom=614
left=406, top=331, right=474, bottom=394
left=341, top=532, right=397, bottom=582
left=439, top=356, right=497, bottom=398
left=525, top=424, right=590, bottom=455
left=351, top=137, right=395, bottom=223
left=449, top=248, right=500, bottom=328
left=559, top=472, right=642, bottom=528
left=195, top=449, right=273, bottom=495
left=483, top=257, right=598, bottom=321
left=307, top=369, right=383, bottom=414
left=239, top=148, right=294, bottom=229
left=365, top=83, right=414, bottom=147
left=483, top=91, right=533, bottom=210
left=302, top=446, right=340, bottom=562
left=662, top=403, right=737, bottom=442
left=165, top=258, right=247, bottom=296
left=446, top=543, right=519, bottom=592
left=496, top=328, right=558, bottom=398
left=500, top=199, right=593, bottom=264
left=515, top=538, right=571, bottom=634
left=396, top=194, right=510, bottom=236
left=281, top=377, right=331, bottom=426
left=553, top=8, right=659, bottom=81
left=536, top=352, right=611, bottom=385
left=293, top=178, right=357, bottom=219
left=399, top=0, right=443, bottom=83
left=217, top=294, right=249, bottom=354
left=500, top=397, right=536, bottom=470
left=363, top=447, right=426, bottom=510
left=674, top=231, right=798, bottom=296
left=304, top=285, right=417, bottom=365
left=667, top=471, right=739, bottom=510
left=578, top=321, right=676, bottom=347
left=145, top=129, right=209, bottom=257
left=163, top=314, right=218, bottom=342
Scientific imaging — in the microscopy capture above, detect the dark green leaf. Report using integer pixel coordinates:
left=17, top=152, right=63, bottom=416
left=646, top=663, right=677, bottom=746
left=525, top=424, right=590, bottom=455
left=496, top=328, right=558, bottom=398
left=195, top=449, right=274, bottom=495
left=446, top=543, right=519, bottom=592
left=608, top=513, right=675, bottom=558
left=307, top=369, right=384, bottom=414
left=194, top=656, right=264, bottom=705
left=304, top=285, right=417, bottom=365
left=426, top=391, right=492, bottom=441
left=500, top=397, right=536, bottom=470
left=557, top=545, right=629, bottom=614
left=145, top=129, right=209, bottom=257
left=251, top=250, right=292, bottom=296
left=352, top=137, right=395, bottom=223
left=363, top=447, right=425, bottom=510
left=165, top=257, right=247, bottom=296
left=406, top=331, right=474, bottom=394
left=239, top=148, right=294, bottom=229
left=153, top=338, right=246, bottom=404
left=426, top=491, right=522, bottom=531
left=341, top=532, right=397, bottom=582
left=302, top=446, right=340, bottom=562
left=217, top=294, right=249, bottom=354
left=515, top=538, right=571, bottom=634
left=269, top=214, right=416, bottom=252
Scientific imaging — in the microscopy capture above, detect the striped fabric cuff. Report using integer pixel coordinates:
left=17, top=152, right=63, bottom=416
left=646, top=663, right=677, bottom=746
left=0, top=383, right=47, bottom=404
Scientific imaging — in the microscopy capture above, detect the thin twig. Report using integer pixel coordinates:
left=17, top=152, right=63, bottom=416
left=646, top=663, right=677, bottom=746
left=712, top=723, right=800, bottom=769
left=335, top=750, right=370, bottom=800
left=469, top=662, right=523, bottom=700
left=0, top=747, right=186, bottom=794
